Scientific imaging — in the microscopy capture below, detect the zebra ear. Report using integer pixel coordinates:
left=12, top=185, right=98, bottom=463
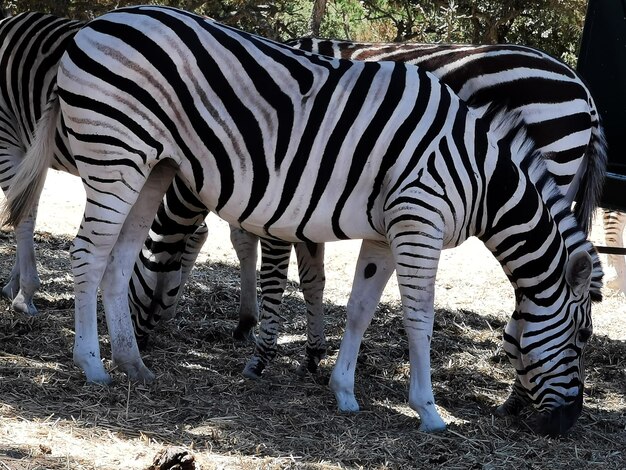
left=565, top=251, right=593, bottom=296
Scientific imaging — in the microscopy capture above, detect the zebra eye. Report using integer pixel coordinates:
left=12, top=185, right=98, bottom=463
left=578, top=328, right=592, bottom=343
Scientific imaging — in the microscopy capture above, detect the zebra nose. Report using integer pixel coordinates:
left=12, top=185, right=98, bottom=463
left=534, top=387, right=584, bottom=436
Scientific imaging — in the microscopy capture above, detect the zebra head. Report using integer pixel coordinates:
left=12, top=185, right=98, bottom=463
left=502, top=247, right=602, bottom=436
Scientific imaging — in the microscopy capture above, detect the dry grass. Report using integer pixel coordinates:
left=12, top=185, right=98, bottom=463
left=0, top=222, right=624, bottom=470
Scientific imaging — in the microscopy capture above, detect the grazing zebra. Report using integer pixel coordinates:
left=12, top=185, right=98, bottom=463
left=2, top=5, right=602, bottom=435
left=0, top=12, right=82, bottom=315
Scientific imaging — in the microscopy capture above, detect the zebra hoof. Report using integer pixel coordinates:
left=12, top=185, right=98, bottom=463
left=295, top=354, right=325, bottom=377
left=84, top=369, right=114, bottom=385
left=114, top=359, right=156, bottom=384
left=418, top=421, right=447, bottom=433
left=242, top=357, right=265, bottom=379
left=11, top=294, right=38, bottom=316
left=297, top=347, right=327, bottom=376
left=335, top=394, right=360, bottom=413
left=295, top=363, right=309, bottom=377
left=232, top=325, right=256, bottom=343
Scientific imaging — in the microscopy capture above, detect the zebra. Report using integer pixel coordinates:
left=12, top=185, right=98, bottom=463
left=1, top=14, right=607, bottom=383
left=0, top=12, right=83, bottom=315
left=294, top=39, right=626, bottom=297
left=139, top=37, right=608, bottom=380
left=0, top=10, right=321, bottom=365
left=1, top=5, right=602, bottom=435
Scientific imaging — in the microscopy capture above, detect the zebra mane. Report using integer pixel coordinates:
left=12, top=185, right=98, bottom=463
left=487, top=110, right=603, bottom=301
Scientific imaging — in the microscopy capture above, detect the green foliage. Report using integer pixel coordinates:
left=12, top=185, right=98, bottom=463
left=1, top=0, right=589, bottom=63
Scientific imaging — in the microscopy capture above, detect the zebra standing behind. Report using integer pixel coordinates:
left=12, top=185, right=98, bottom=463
left=2, top=6, right=602, bottom=435
left=0, top=12, right=82, bottom=315
left=132, top=37, right=608, bottom=381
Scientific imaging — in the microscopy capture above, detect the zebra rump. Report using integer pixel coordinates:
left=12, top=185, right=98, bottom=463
left=0, top=12, right=82, bottom=315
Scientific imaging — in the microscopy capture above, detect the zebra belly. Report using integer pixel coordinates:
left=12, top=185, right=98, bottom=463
left=218, top=194, right=386, bottom=243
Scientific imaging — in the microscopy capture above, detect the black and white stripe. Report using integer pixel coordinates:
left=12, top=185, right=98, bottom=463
left=2, top=6, right=602, bottom=435
left=0, top=13, right=210, bottom=331
left=602, top=210, right=626, bottom=292
left=289, top=37, right=607, bottom=233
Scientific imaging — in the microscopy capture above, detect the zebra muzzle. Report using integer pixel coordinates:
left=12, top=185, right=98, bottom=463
left=533, top=387, right=584, bottom=436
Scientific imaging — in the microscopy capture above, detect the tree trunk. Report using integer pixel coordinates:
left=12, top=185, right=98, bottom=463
left=308, top=0, right=327, bottom=37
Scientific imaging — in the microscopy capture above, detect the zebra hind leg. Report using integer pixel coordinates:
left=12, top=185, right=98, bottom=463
left=100, top=162, right=178, bottom=382
left=293, top=241, right=327, bottom=376
left=242, top=238, right=292, bottom=378
left=603, top=209, right=626, bottom=294
left=230, top=226, right=260, bottom=342
left=72, top=161, right=177, bottom=383
left=330, top=240, right=394, bottom=412
left=0, top=149, right=40, bottom=315
left=8, top=213, right=41, bottom=315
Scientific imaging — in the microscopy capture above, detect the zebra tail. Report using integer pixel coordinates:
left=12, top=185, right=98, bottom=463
left=0, top=90, right=60, bottom=228
left=574, top=117, right=608, bottom=236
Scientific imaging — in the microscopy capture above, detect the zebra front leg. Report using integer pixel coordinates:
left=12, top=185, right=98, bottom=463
left=243, top=238, right=292, bottom=378
left=293, top=241, right=327, bottom=376
left=603, top=210, right=626, bottom=293
left=230, top=226, right=260, bottom=342
left=390, top=216, right=446, bottom=432
left=330, top=240, right=394, bottom=411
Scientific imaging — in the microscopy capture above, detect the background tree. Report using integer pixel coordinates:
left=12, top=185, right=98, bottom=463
left=308, top=0, right=327, bottom=36
left=0, top=0, right=589, bottom=64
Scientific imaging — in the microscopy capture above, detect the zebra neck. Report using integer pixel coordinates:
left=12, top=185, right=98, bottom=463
left=475, top=142, right=572, bottom=301
left=483, top=197, right=568, bottom=302
left=477, top=147, right=601, bottom=302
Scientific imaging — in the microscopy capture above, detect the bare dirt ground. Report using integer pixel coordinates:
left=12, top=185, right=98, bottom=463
left=0, top=170, right=624, bottom=469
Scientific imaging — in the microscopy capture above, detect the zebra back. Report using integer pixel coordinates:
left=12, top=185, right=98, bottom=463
left=289, top=38, right=608, bottom=235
